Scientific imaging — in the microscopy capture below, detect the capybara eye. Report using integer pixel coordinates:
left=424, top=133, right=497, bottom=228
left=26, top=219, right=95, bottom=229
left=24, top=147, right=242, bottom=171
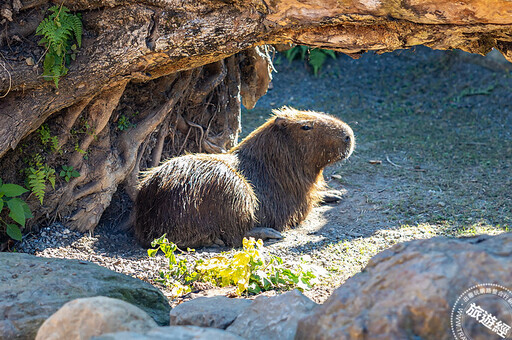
left=345, top=135, right=351, bottom=143
left=301, top=125, right=312, bottom=131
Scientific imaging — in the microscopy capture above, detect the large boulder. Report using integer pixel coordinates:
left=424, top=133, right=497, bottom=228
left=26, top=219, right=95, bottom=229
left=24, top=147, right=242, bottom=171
left=0, top=253, right=170, bottom=340
left=169, top=296, right=252, bottom=329
left=36, top=297, right=158, bottom=340
left=226, top=289, right=317, bottom=340
left=93, top=326, right=245, bottom=340
left=296, top=233, right=512, bottom=340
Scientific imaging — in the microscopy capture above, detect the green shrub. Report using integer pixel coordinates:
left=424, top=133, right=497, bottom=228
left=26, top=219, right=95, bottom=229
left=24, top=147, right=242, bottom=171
left=148, top=236, right=322, bottom=298
left=0, top=179, right=32, bottom=241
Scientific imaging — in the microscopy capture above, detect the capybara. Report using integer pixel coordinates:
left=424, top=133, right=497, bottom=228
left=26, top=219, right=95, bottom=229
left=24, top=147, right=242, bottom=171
left=134, top=107, right=354, bottom=248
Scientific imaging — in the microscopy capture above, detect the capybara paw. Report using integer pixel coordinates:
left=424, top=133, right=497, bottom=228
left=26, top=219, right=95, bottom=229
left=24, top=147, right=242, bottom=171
left=245, top=227, right=283, bottom=241
left=321, top=189, right=346, bottom=204
left=213, top=238, right=226, bottom=247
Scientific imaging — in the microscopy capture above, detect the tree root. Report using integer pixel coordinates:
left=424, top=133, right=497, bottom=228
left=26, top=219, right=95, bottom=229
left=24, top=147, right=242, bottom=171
left=0, top=47, right=274, bottom=233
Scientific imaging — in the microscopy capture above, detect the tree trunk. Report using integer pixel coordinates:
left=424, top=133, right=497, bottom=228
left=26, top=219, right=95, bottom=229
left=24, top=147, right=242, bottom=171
left=1, top=0, right=511, bottom=236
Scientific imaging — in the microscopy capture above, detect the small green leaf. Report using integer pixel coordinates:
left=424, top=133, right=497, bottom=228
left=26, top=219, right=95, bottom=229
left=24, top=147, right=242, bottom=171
left=21, top=201, right=33, bottom=219
left=48, top=175, right=56, bottom=189
left=60, top=170, right=66, bottom=177
left=6, top=224, right=22, bottom=241
left=324, top=49, right=337, bottom=59
left=147, top=248, right=158, bottom=257
left=247, top=282, right=261, bottom=294
left=1, top=184, right=29, bottom=197
left=7, top=198, right=26, bottom=227
left=71, top=170, right=80, bottom=177
left=0, top=198, right=3, bottom=212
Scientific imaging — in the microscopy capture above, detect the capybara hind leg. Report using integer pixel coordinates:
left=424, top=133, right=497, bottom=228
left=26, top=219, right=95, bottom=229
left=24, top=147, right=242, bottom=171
left=245, top=227, right=283, bottom=241
left=321, top=189, right=347, bottom=204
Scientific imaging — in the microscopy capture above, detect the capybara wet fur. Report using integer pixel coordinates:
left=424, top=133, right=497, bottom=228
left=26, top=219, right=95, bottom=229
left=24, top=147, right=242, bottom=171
left=134, top=107, right=355, bottom=248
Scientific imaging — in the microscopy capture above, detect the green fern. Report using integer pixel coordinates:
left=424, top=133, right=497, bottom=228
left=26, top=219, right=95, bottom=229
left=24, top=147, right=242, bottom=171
left=281, top=45, right=337, bottom=76
left=283, top=45, right=308, bottom=64
left=27, top=168, right=46, bottom=204
left=24, top=154, right=56, bottom=204
left=36, top=5, right=83, bottom=88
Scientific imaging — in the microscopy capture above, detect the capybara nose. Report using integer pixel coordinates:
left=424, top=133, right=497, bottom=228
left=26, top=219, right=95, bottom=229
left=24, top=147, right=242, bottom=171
left=344, top=135, right=351, bottom=143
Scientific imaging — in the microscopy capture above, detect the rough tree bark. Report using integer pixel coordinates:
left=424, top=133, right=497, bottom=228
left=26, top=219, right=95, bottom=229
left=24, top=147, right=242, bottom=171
left=0, top=0, right=511, bottom=237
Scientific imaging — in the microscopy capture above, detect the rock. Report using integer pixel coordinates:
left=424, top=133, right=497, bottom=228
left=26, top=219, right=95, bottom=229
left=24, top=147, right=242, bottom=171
left=0, top=253, right=170, bottom=340
left=36, top=297, right=157, bottom=340
left=226, top=289, right=317, bottom=340
left=296, top=233, right=512, bottom=340
left=93, top=326, right=245, bottom=340
left=169, top=296, right=252, bottom=329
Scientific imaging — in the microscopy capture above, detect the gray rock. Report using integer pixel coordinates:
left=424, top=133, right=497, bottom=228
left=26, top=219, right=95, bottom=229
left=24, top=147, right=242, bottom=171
left=0, top=253, right=170, bottom=340
left=227, top=289, right=317, bottom=340
left=170, top=296, right=252, bottom=329
left=35, top=296, right=158, bottom=340
left=296, top=233, right=512, bottom=340
left=93, top=326, right=245, bottom=340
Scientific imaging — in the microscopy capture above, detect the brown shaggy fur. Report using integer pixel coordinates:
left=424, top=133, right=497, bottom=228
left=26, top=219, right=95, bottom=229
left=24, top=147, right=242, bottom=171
left=134, top=107, right=354, bottom=247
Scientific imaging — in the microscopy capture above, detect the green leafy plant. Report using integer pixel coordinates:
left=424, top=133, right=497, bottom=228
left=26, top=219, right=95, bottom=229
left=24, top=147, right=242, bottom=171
left=25, top=154, right=56, bottom=204
left=38, top=124, right=60, bottom=153
left=59, top=165, right=80, bottom=182
left=283, top=45, right=309, bottom=63
left=281, top=45, right=337, bottom=76
left=148, top=236, right=321, bottom=298
left=117, top=114, right=136, bottom=131
left=308, top=48, right=336, bottom=76
left=36, top=5, right=83, bottom=88
left=0, top=178, right=33, bottom=241
left=148, top=236, right=199, bottom=297
left=74, top=142, right=89, bottom=159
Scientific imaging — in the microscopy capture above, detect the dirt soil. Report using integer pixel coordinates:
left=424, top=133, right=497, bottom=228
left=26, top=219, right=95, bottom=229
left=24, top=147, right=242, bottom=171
left=17, top=47, right=512, bottom=305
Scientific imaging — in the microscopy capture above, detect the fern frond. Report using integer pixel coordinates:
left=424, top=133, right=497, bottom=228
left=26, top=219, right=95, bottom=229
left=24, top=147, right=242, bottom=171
left=27, top=168, right=46, bottom=204
left=36, top=5, right=83, bottom=87
left=61, top=14, right=83, bottom=47
left=323, top=49, right=337, bottom=59
left=308, top=49, right=327, bottom=76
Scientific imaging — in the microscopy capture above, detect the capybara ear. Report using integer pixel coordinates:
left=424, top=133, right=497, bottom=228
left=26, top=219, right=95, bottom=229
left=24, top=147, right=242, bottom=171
left=274, top=116, right=287, bottom=128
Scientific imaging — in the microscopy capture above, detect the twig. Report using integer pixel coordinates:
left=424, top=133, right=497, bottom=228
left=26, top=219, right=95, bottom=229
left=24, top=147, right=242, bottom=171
left=385, top=155, right=401, bottom=168
left=186, top=119, right=205, bottom=153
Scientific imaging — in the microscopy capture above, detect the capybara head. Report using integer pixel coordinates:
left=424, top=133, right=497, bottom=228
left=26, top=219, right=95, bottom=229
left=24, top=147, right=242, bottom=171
left=234, top=106, right=354, bottom=170
left=273, top=107, right=354, bottom=167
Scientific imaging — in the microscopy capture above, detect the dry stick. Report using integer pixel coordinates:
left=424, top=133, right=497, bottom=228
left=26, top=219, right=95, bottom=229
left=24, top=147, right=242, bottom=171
left=177, top=127, right=192, bottom=156
left=186, top=119, right=205, bottom=153
left=386, top=155, right=401, bottom=168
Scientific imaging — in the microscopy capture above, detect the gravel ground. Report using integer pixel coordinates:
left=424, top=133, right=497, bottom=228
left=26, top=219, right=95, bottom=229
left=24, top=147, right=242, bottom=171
left=16, top=47, right=512, bottom=305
